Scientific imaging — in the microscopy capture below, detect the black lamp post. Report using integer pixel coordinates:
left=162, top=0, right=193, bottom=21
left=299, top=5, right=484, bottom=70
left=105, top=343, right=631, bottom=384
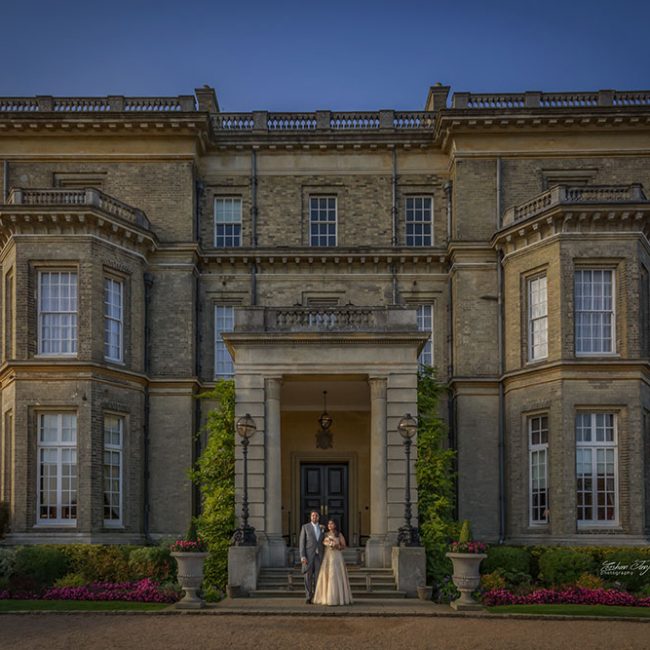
left=232, top=413, right=257, bottom=546
left=397, top=413, right=420, bottom=546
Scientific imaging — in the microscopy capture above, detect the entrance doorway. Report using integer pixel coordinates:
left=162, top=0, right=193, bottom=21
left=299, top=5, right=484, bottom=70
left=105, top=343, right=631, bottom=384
left=300, top=463, right=348, bottom=538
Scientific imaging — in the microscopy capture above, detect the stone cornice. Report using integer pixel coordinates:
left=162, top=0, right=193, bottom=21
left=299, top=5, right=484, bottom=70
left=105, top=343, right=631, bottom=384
left=492, top=204, right=650, bottom=258
left=0, top=205, right=158, bottom=257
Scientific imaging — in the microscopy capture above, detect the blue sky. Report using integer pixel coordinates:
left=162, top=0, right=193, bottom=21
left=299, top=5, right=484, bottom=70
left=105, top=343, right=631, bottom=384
left=2, top=0, right=648, bottom=111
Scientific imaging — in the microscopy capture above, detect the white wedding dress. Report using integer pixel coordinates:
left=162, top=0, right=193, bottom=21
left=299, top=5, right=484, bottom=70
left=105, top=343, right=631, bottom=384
left=313, top=533, right=353, bottom=605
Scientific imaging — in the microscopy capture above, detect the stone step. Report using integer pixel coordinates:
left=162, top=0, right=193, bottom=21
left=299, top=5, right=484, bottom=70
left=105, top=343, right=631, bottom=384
left=249, top=589, right=407, bottom=599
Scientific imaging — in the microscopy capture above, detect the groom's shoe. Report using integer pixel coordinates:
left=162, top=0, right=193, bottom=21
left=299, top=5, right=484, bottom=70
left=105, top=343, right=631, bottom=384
left=305, top=597, right=312, bottom=604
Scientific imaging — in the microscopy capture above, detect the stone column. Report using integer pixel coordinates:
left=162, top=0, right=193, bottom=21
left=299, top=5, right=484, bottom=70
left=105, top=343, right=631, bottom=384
left=263, top=377, right=287, bottom=566
left=366, top=377, right=390, bottom=567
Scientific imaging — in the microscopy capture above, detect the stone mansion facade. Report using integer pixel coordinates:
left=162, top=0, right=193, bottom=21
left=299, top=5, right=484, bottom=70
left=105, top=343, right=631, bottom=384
left=0, top=86, right=649, bottom=567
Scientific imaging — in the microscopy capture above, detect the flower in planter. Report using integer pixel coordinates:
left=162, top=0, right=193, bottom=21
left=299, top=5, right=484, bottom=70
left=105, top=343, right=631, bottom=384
left=169, top=539, right=207, bottom=553
left=449, top=520, right=488, bottom=554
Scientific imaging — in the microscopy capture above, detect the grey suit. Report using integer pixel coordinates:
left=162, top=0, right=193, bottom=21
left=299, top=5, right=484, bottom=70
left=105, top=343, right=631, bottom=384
left=299, top=522, right=324, bottom=600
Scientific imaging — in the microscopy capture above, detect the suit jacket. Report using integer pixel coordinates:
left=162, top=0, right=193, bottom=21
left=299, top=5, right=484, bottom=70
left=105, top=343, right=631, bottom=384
left=299, top=522, right=324, bottom=563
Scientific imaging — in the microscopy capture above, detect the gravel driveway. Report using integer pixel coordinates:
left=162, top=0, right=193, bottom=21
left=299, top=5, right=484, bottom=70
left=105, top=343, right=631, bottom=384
left=1, top=614, right=648, bottom=650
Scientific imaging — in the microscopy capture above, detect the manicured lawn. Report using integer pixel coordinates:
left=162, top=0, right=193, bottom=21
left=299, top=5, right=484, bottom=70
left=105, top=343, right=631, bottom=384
left=0, top=600, right=170, bottom=612
left=488, top=604, right=650, bottom=618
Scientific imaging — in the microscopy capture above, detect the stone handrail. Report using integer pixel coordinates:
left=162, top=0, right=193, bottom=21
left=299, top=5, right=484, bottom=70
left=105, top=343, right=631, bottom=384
left=6, top=187, right=151, bottom=229
left=503, top=184, right=648, bottom=225
left=453, top=90, right=650, bottom=109
left=0, top=95, right=196, bottom=112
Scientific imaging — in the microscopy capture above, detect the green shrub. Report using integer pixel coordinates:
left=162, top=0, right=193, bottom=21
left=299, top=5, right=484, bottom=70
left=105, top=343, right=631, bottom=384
left=482, top=546, right=531, bottom=576
left=575, top=572, right=606, bottom=590
left=0, top=501, right=9, bottom=538
left=63, top=545, right=134, bottom=582
left=0, top=547, right=17, bottom=578
left=599, top=549, right=650, bottom=593
left=12, top=546, right=70, bottom=590
left=54, top=572, right=86, bottom=588
left=129, top=546, right=176, bottom=583
left=191, top=380, right=236, bottom=593
left=538, top=548, right=596, bottom=587
left=481, top=570, right=507, bottom=591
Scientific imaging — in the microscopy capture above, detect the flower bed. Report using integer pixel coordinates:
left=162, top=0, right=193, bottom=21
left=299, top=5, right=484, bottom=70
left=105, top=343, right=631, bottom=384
left=0, top=579, right=178, bottom=604
left=483, top=587, right=650, bottom=608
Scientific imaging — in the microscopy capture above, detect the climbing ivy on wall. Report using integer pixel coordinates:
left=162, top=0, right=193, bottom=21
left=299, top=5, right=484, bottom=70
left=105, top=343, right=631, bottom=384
left=191, top=380, right=236, bottom=595
left=416, top=366, right=458, bottom=590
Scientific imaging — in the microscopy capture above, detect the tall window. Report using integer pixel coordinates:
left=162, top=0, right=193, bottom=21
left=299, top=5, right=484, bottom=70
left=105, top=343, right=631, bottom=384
left=528, top=275, right=548, bottom=361
left=215, top=305, right=234, bottom=378
left=37, top=413, right=77, bottom=524
left=576, top=413, right=618, bottom=524
left=405, top=197, right=433, bottom=246
left=417, top=305, right=433, bottom=367
left=310, top=196, right=337, bottom=247
left=214, top=198, right=242, bottom=248
left=529, top=415, right=549, bottom=524
left=104, top=277, right=123, bottom=362
left=4, top=269, right=13, bottom=361
left=103, top=415, right=123, bottom=526
left=575, top=269, right=614, bottom=354
left=38, top=271, right=78, bottom=355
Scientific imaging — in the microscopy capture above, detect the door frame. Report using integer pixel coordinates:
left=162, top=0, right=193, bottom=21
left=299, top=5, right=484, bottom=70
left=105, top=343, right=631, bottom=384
left=290, top=451, right=359, bottom=547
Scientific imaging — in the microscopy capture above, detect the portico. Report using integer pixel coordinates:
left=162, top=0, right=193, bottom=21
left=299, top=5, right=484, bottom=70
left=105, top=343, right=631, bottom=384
left=223, top=306, right=427, bottom=568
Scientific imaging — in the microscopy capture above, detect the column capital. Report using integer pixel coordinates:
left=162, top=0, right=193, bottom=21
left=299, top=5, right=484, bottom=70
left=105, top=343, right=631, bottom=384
left=264, top=376, right=283, bottom=401
left=368, top=376, right=387, bottom=400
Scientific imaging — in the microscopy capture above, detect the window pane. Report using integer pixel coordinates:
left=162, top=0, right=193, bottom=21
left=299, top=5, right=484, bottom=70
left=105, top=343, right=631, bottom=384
left=416, top=305, right=433, bottom=367
left=310, top=196, right=337, bottom=247
left=39, top=272, right=78, bottom=355
left=575, top=270, right=614, bottom=354
left=215, top=305, right=235, bottom=378
left=215, top=198, right=242, bottom=247
left=406, top=196, right=433, bottom=246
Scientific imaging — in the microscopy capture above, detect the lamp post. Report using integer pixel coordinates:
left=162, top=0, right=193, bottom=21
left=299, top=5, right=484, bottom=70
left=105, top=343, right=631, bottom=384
left=397, top=413, right=420, bottom=546
left=232, top=413, right=257, bottom=546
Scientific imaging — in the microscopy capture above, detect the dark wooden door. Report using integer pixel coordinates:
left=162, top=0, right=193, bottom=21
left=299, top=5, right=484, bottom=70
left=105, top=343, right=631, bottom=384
left=300, top=463, right=348, bottom=538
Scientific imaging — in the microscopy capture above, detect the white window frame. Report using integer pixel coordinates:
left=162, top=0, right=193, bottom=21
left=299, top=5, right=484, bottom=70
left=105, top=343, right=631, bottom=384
left=37, top=270, right=78, bottom=356
left=36, top=412, right=77, bottom=526
left=309, top=196, right=337, bottom=247
left=214, top=197, right=242, bottom=248
left=417, top=304, right=434, bottom=367
left=527, top=274, right=548, bottom=362
left=528, top=414, right=549, bottom=526
left=104, top=276, right=124, bottom=363
left=103, top=414, right=123, bottom=527
left=405, top=196, right=433, bottom=247
left=214, top=305, right=235, bottom=378
left=575, top=268, right=616, bottom=355
left=576, top=412, right=619, bottom=527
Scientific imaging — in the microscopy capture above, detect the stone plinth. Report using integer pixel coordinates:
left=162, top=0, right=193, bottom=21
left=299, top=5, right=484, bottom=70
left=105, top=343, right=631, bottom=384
left=228, top=545, right=261, bottom=596
left=391, top=545, right=426, bottom=597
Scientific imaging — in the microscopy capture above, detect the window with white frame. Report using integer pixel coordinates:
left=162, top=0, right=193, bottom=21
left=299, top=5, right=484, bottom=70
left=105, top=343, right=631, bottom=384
left=576, top=412, right=618, bottom=524
left=214, top=198, right=242, bottom=248
left=309, top=196, right=337, bottom=247
left=529, top=415, right=549, bottom=524
left=417, top=305, right=433, bottom=367
left=38, top=271, right=78, bottom=355
left=104, top=277, right=123, bottom=362
left=575, top=269, right=615, bottom=354
left=405, top=197, right=433, bottom=246
left=528, top=275, right=548, bottom=361
left=215, top=305, right=234, bottom=378
left=103, top=415, right=123, bottom=526
left=37, top=413, right=77, bottom=524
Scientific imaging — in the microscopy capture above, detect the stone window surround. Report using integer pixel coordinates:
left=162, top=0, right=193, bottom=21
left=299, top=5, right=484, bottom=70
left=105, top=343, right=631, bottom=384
left=103, top=273, right=125, bottom=364
left=404, top=195, right=433, bottom=247
left=53, top=171, right=107, bottom=190
left=528, top=413, right=549, bottom=526
left=35, top=411, right=78, bottom=527
left=541, top=168, right=597, bottom=191
left=36, top=266, right=79, bottom=358
left=213, top=195, right=243, bottom=248
left=574, top=264, right=617, bottom=357
left=526, top=272, right=548, bottom=363
left=576, top=410, right=620, bottom=528
left=103, top=412, right=125, bottom=529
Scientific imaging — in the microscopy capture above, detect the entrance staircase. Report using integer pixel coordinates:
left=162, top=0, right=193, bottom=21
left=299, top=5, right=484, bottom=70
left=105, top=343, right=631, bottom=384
left=251, top=548, right=406, bottom=599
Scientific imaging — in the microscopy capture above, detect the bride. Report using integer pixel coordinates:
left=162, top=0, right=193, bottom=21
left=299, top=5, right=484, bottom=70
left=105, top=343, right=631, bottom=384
left=313, top=520, right=353, bottom=606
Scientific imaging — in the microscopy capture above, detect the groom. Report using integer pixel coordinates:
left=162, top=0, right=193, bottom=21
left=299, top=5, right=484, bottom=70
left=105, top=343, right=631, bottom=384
left=299, top=510, right=324, bottom=604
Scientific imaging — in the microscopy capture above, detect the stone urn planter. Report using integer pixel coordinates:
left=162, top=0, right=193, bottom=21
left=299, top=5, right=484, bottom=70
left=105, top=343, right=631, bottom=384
left=417, top=585, right=433, bottom=601
left=445, top=552, right=487, bottom=611
left=171, top=551, right=209, bottom=609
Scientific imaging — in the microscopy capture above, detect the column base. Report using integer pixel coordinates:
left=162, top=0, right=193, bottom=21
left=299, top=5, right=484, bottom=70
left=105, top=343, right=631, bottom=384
left=260, top=533, right=288, bottom=567
left=365, top=535, right=392, bottom=568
